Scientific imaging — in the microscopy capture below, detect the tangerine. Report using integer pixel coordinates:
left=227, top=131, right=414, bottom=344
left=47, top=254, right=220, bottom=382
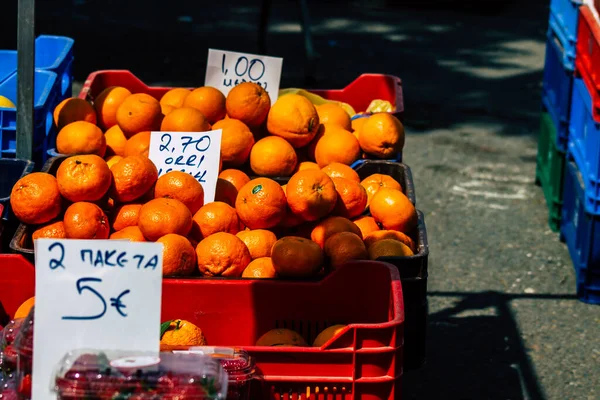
left=286, top=170, right=337, bottom=221
left=226, top=82, right=271, bottom=127
left=116, top=93, right=162, bottom=137
left=10, top=173, right=62, bottom=225
left=267, top=94, right=319, bottom=148
left=191, top=201, right=241, bottom=240
left=183, top=86, right=226, bottom=124
left=242, top=257, right=277, bottom=278
left=160, top=107, right=211, bottom=132
left=235, top=178, right=287, bottom=229
left=56, top=121, right=106, bottom=157
left=56, top=154, right=112, bottom=202
left=63, top=202, right=110, bottom=239
left=250, top=136, right=297, bottom=177
left=157, top=233, right=197, bottom=276
left=138, top=198, right=193, bottom=241
left=110, top=155, right=158, bottom=203
left=94, top=86, right=132, bottom=130
left=213, top=118, right=255, bottom=167
left=154, top=171, right=205, bottom=214
left=370, top=188, right=417, bottom=233
left=271, top=236, right=324, bottom=278
left=195, top=232, right=252, bottom=277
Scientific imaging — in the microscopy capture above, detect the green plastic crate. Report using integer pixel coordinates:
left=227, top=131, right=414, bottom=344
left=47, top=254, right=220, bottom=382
left=536, top=112, right=566, bottom=232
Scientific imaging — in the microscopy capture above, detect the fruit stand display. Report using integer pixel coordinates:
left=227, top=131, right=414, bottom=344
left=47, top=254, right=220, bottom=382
left=0, top=56, right=429, bottom=398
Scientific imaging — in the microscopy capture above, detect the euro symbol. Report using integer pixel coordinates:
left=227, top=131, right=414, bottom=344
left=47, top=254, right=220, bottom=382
left=110, top=290, right=130, bottom=317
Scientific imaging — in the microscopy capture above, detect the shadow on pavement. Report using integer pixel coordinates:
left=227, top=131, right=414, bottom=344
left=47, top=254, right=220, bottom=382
left=0, top=0, right=548, bottom=136
left=404, top=291, right=578, bottom=400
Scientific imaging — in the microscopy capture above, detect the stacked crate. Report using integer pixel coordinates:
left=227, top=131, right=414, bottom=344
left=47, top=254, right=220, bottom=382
left=536, top=0, right=581, bottom=232
left=560, top=3, right=600, bottom=305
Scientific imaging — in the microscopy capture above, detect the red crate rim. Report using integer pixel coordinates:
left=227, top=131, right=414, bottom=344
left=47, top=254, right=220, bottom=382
left=79, top=69, right=404, bottom=113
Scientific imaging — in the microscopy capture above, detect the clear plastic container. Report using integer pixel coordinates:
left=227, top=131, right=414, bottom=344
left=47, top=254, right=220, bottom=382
left=52, top=350, right=229, bottom=399
left=1, top=318, right=25, bottom=380
left=13, top=309, right=33, bottom=400
left=175, top=347, right=255, bottom=400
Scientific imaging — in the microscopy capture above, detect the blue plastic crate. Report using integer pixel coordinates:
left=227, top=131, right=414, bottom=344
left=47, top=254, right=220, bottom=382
left=542, top=32, right=574, bottom=152
left=0, top=51, right=17, bottom=85
left=0, top=70, right=60, bottom=164
left=0, top=35, right=74, bottom=99
left=549, top=0, right=582, bottom=70
left=35, top=35, right=74, bottom=99
left=568, top=77, right=600, bottom=214
left=561, top=161, right=600, bottom=305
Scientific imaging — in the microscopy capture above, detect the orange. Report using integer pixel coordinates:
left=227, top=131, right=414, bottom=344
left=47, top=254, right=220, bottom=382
left=94, top=86, right=132, bottom=130
left=316, top=103, right=351, bottom=130
left=196, top=232, right=252, bottom=277
left=14, top=297, right=35, bottom=320
left=271, top=236, right=324, bottom=278
left=358, top=113, right=405, bottom=158
left=213, top=118, right=254, bottom=167
left=105, top=155, right=123, bottom=169
left=104, top=125, right=128, bottom=157
left=306, top=124, right=325, bottom=161
left=279, top=185, right=304, bottom=228
left=56, top=154, right=112, bottom=202
left=138, top=198, right=192, bottom=241
left=109, top=226, right=146, bottom=242
left=351, top=116, right=368, bottom=133
left=323, top=231, right=368, bottom=268
left=296, top=161, right=320, bottom=172
left=236, top=229, right=277, bottom=259
left=161, top=104, right=176, bottom=115
left=225, top=82, right=271, bottom=127
left=361, top=173, right=402, bottom=206
left=235, top=178, right=287, bottom=229
left=215, top=178, right=239, bottom=206
left=331, top=177, right=368, bottom=219
left=110, top=155, right=158, bottom=203
left=363, top=230, right=416, bottom=253
left=267, top=94, right=319, bottom=148
left=10, top=173, right=62, bottom=225
left=314, top=125, right=361, bottom=167
left=32, top=221, right=66, bottom=241
left=160, top=107, right=211, bottom=132
left=63, top=202, right=110, bottom=239
left=250, top=136, right=297, bottom=176
left=242, top=257, right=277, bottom=278
left=313, top=325, right=347, bottom=347
left=310, top=216, right=362, bottom=248
left=160, top=319, right=206, bottom=347
left=116, top=93, right=162, bottom=137
left=218, top=169, right=250, bottom=191
left=256, top=328, right=308, bottom=346
left=56, top=121, right=106, bottom=157
left=157, top=233, right=197, bottom=276
left=368, top=238, right=414, bottom=259
left=322, top=162, right=360, bottom=183
left=124, top=131, right=151, bottom=157
left=191, top=201, right=241, bottom=240
left=286, top=170, right=337, bottom=221
left=160, top=88, right=191, bottom=109
left=183, top=86, right=226, bottom=124
left=154, top=171, right=205, bottom=214
left=352, top=215, right=380, bottom=237
left=111, top=204, right=142, bottom=232
left=370, top=188, right=417, bottom=233
left=54, top=98, right=97, bottom=130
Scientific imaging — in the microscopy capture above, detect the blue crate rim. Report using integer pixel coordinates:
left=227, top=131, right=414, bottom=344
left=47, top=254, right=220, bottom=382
left=0, top=69, right=58, bottom=109
left=34, top=35, right=75, bottom=71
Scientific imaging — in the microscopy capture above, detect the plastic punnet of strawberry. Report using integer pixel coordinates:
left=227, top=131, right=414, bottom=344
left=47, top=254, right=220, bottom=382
left=52, top=350, right=228, bottom=399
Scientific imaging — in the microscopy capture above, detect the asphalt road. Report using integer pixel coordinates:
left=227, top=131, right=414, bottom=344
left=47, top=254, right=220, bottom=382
left=1, top=0, right=599, bottom=398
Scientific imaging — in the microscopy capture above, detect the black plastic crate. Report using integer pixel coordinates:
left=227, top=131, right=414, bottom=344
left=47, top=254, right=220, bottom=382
left=354, top=159, right=416, bottom=206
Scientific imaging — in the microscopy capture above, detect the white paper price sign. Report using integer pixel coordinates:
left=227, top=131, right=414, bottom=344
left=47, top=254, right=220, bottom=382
left=32, top=239, right=163, bottom=400
left=148, top=129, right=222, bottom=203
left=205, top=48, right=283, bottom=104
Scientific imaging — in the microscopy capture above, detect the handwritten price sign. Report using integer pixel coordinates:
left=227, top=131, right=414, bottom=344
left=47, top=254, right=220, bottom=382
left=32, top=239, right=163, bottom=400
left=205, top=49, right=283, bottom=104
left=148, top=129, right=222, bottom=203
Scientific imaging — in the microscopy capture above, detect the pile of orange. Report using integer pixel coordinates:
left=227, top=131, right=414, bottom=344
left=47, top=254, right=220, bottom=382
left=11, top=82, right=416, bottom=280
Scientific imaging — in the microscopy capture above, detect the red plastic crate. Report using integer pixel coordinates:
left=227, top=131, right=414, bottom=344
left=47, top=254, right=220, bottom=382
left=576, top=5, right=600, bottom=121
left=0, top=254, right=35, bottom=322
left=162, top=260, right=404, bottom=400
left=78, top=70, right=404, bottom=121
